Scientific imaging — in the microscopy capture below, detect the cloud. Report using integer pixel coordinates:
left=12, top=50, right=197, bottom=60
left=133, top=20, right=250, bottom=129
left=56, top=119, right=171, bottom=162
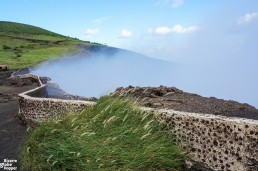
left=172, top=0, right=184, bottom=8
left=119, top=29, right=133, bottom=38
left=85, top=29, right=100, bottom=35
left=238, top=12, right=258, bottom=25
left=155, top=0, right=184, bottom=8
left=149, top=25, right=198, bottom=35
left=92, top=16, right=111, bottom=24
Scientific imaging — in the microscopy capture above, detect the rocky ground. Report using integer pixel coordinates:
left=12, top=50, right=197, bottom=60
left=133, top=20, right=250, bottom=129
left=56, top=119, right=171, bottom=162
left=112, top=86, right=258, bottom=120
left=45, top=82, right=97, bottom=101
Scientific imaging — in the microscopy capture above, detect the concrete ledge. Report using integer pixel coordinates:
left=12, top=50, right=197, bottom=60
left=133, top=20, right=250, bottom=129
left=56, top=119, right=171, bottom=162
left=142, top=107, right=258, bottom=171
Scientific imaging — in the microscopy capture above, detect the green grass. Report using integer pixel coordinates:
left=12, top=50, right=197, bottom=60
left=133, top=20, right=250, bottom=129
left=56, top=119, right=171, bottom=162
left=21, top=96, right=187, bottom=171
left=0, top=21, right=64, bottom=37
left=0, top=21, right=102, bottom=69
left=0, top=44, right=80, bottom=69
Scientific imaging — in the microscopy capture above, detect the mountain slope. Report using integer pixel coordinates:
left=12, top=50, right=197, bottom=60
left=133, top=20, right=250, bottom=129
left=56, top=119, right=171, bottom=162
left=0, top=21, right=63, bottom=37
left=0, top=21, right=100, bottom=69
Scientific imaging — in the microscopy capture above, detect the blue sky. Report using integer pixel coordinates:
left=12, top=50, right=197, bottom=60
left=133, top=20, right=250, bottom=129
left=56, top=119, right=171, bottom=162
left=1, top=0, right=258, bottom=106
left=0, top=1, right=257, bottom=60
left=0, top=0, right=257, bottom=61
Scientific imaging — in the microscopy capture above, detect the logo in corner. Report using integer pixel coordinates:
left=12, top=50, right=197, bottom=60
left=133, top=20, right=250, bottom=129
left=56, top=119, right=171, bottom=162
left=0, top=162, right=4, bottom=168
left=0, top=159, right=18, bottom=170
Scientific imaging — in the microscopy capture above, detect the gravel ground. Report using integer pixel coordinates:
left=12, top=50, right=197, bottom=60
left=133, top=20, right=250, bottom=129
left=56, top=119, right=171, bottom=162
left=112, top=86, right=258, bottom=120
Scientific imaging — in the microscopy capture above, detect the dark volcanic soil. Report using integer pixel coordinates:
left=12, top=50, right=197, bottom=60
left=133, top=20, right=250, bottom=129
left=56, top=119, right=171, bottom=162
left=0, top=71, right=38, bottom=168
left=112, top=86, right=258, bottom=120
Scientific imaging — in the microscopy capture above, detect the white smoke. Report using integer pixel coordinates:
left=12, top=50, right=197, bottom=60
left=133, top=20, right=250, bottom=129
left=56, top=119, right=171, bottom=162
left=33, top=47, right=180, bottom=97
left=33, top=46, right=258, bottom=108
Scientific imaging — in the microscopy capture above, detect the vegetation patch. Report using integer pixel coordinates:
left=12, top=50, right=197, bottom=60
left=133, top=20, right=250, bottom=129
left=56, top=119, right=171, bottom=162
left=21, top=96, right=187, bottom=170
left=0, top=21, right=103, bottom=69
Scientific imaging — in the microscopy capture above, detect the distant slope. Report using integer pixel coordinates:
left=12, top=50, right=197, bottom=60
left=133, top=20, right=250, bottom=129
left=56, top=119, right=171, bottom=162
left=0, top=21, right=101, bottom=69
left=0, top=21, right=63, bottom=37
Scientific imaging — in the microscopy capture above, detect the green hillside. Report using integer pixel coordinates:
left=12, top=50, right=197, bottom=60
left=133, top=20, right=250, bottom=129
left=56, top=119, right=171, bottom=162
left=0, top=21, right=63, bottom=37
left=0, top=21, right=98, bottom=69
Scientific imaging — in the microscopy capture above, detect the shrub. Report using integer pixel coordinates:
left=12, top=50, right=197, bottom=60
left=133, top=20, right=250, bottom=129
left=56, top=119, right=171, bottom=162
left=16, top=53, right=22, bottom=57
left=3, top=45, right=12, bottom=49
left=21, top=96, right=187, bottom=170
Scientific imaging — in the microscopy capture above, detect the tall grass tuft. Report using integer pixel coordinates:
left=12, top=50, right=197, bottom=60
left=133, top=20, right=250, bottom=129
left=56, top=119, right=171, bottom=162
left=21, top=96, right=187, bottom=170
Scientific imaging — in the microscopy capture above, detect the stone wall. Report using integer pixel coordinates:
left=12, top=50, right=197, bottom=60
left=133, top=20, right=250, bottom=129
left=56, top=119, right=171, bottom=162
left=25, top=85, right=48, bottom=98
left=142, top=107, right=258, bottom=171
left=18, top=85, right=96, bottom=123
left=15, top=73, right=257, bottom=170
left=18, top=86, right=258, bottom=170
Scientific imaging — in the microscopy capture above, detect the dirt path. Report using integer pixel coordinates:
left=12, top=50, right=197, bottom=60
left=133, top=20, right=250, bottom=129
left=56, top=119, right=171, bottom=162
left=0, top=101, right=26, bottom=166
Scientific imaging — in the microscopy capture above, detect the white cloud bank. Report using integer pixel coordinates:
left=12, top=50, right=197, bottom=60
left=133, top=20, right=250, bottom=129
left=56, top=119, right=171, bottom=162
left=119, top=29, right=133, bottom=38
left=148, top=25, right=199, bottom=35
left=85, top=28, right=100, bottom=35
left=238, top=12, right=258, bottom=25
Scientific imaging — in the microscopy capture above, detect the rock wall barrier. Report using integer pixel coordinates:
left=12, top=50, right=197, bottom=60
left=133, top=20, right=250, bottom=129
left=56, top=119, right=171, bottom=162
left=18, top=85, right=96, bottom=122
left=142, top=107, right=258, bottom=171
left=15, top=74, right=257, bottom=171
left=16, top=73, right=96, bottom=123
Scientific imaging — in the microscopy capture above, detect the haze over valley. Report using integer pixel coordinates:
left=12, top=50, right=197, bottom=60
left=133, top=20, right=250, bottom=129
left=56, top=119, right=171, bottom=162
left=33, top=46, right=258, bottom=108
